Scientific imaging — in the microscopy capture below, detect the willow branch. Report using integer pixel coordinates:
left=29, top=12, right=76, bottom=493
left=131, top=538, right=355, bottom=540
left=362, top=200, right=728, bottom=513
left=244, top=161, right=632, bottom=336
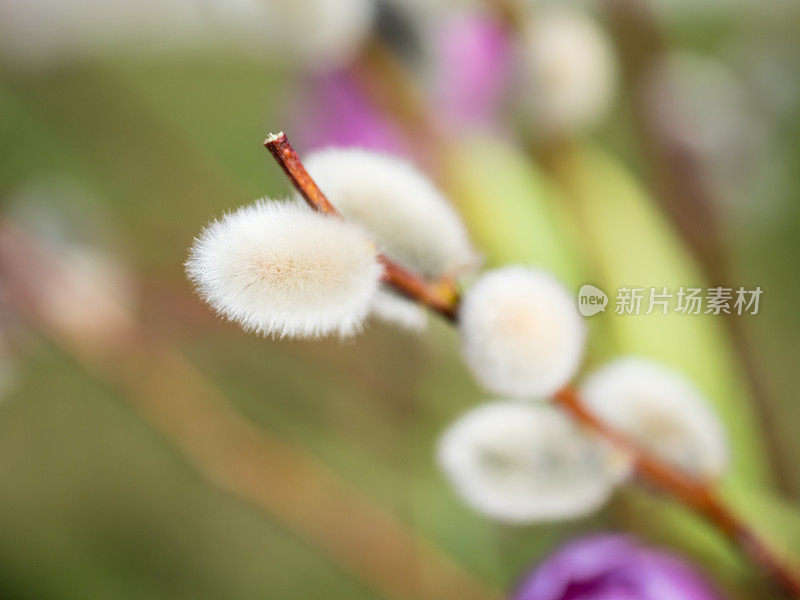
left=554, top=386, right=800, bottom=598
left=264, top=132, right=458, bottom=321
left=264, top=130, right=800, bottom=597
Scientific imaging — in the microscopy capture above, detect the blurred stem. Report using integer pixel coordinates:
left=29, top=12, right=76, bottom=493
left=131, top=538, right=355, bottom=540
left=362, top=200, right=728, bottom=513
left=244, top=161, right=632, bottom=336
left=597, top=0, right=791, bottom=495
left=0, top=219, right=500, bottom=600
left=265, top=135, right=800, bottom=596
left=349, top=37, right=452, bottom=172
left=351, top=38, right=441, bottom=140
left=603, top=0, right=727, bottom=276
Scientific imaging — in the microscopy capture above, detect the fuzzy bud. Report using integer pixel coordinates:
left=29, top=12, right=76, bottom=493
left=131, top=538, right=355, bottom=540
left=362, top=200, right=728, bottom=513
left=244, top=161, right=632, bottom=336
left=302, top=148, right=479, bottom=279
left=459, top=267, right=585, bottom=398
left=518, top=8, right=616, bottom=135
left=370, top=289, right=428, bottom=332
left=438, top=401, right=626, bottom=523
left=186, top=200, right=382, bottom=339
left=259, top=0, right=375, bottom=68
left=581, top=358, right=728, bottom=480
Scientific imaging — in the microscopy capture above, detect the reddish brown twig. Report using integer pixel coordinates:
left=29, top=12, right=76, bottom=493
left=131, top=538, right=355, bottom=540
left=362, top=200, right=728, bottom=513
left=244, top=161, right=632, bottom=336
left=264, top=132, right=458, bottom=321
left=554, top=386, right=800, bottom=598
left=264, top=130, right=800, bottom=597
left=264, top=132, right=339, bottom=216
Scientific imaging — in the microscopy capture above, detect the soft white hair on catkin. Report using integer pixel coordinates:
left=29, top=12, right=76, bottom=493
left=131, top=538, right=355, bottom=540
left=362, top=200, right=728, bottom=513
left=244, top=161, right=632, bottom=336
left=438, top=401, right=626, bottom=523
left=370, top=289, right=428, bottom=332
left=259, top=0, right=374, bottom=68
left=186, top=200, right=382, bottom=339
left=518, top=8, right=616, bottom=134
left=302, top=148, right=479, bottom=279
left=458, top=267, right=585, bottom=398
left=0, top=0, right=372, bottom=68
left=581, top=358, right=729, bottom=480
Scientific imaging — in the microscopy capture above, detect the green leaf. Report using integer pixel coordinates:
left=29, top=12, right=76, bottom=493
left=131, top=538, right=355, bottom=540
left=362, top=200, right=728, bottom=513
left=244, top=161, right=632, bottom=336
left=549, top=143, right=771, bottom=486
left=442, top=135, right=587, bottom=289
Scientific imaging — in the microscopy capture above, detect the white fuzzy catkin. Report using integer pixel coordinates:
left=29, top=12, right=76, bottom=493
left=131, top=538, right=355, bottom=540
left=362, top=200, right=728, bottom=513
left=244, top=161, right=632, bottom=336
left=5, top=185, right=137, bottom=346
left=0, top=0, right=372, bottom=68
left=259, top=0, right=374, bottom=68
left=518, top=8, right=616, bottom=135
left=40, top=246, right=136, bottom=345
left=438, top=401, right=625, bottom=523
left=0, top=0, right=205, bottom=63
left=459, top=267, right=585, bottom=398
left=186, top=200, right=382, bottom=339
left=581, top=358, right=729, bottom=480
left=302, top=148, right=478, bottom=279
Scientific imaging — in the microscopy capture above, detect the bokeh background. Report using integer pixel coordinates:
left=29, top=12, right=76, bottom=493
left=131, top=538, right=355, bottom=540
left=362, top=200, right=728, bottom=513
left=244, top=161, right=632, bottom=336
left=1, top=0, right=799, bottom=599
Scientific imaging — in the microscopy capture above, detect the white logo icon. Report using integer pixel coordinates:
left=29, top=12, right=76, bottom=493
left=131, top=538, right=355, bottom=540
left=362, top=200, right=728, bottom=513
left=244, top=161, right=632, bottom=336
left=578, top=284, right=608, bottom=317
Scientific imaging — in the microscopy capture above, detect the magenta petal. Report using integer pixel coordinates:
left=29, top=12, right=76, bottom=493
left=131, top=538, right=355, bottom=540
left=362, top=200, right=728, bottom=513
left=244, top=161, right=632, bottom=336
left=513, top=535, right=638, bottom=600
left=627, top=550, right=726, bottom=600
left=290, top=70, right=409, bottom=154
left=569, top=582, right=640, bottom=600
left=512, top=534, right=727, bottom=600
left=434, top=13, right=513, bottom=130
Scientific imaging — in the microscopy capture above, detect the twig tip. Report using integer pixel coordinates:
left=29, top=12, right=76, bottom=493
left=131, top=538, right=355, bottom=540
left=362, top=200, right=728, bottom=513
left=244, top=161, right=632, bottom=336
left=264, top=131, right=286, bottom=146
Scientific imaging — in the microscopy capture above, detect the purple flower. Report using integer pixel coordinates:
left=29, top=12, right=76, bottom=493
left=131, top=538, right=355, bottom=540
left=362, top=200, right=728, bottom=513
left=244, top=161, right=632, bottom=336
left=433, top=13, right=513, bottom=131
left=512, top=534, right=726, bottom=600
left=289, top=70, right=409, bottom=155
left=288, top=12, right=513, bottom=154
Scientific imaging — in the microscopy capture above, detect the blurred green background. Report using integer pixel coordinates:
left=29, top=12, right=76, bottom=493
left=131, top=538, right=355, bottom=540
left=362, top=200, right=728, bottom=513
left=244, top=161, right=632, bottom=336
left=1, top=1, right=800, bottom=599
